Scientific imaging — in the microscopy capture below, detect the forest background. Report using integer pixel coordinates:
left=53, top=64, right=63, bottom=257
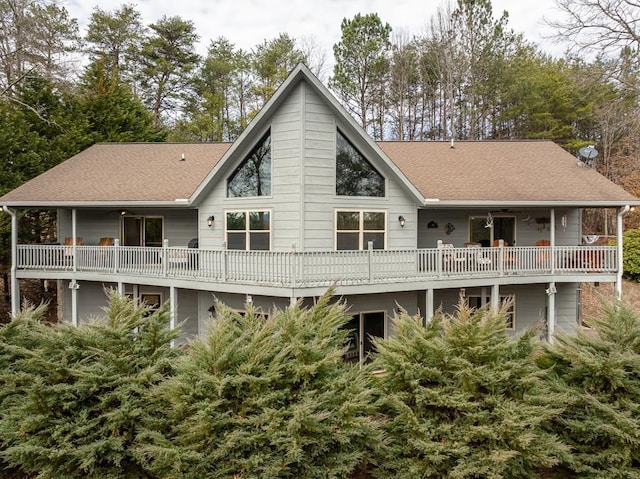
left=0, top=0, right=639, bottom=316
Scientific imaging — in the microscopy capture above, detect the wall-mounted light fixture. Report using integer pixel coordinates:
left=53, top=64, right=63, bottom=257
left=561, top=214, right=567, bottom=231
left=398, top=215, right=406, bottom=227
left=207, top=215, right=215, bottom=227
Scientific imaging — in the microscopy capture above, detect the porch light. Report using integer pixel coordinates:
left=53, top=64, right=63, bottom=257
left=398, top=215, right=406, bottom=227
left=207, top=215, right=215, bottom=227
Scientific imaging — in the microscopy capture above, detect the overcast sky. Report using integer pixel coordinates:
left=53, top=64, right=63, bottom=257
left=62, top=0, right=566, bottom=61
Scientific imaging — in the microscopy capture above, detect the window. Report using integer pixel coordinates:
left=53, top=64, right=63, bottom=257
left=336, top=210, right=386, bottom=250
left=469, top=215, right=515, bottom=246
left=336, top=130, right=385, bottom=197
left=121, top=216, right=163, bottom=247
left=227, top=130, right=271, bottom=197
left=468, top=295, right=515, bottom=330
left=226, top=211, right=271, bottom=250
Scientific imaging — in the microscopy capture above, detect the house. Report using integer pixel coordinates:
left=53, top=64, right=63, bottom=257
left=2, top=64, right=639, bottom=358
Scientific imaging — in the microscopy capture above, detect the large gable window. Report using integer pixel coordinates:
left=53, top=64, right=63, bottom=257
left=227, top=130, right=271, bottom=197
left=336, top=130, right=385, bottom=197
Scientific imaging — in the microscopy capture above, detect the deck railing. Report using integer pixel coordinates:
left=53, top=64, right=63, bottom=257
left=16, top=244, right=617, bottom=288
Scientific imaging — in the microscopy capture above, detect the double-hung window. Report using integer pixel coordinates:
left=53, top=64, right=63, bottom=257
left=226, top=210, right=271, bottom=250
left=336, top=210, right=386, bottom=250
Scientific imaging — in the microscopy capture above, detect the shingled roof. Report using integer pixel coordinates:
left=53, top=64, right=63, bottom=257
left=0, top=142, right=231, bottom=205
left=378, top=140, right=639, bottom=205
left=0, top=139, right=637, bottom=208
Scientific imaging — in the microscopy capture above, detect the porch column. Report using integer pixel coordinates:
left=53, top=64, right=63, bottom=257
left=424, top=288, right=434, bottom=324
left=290, top=296, right=297, bottom=307
left=616, top=205, right=630, bottom=301
left=70, top=280, right=79, bottom=326
left=550, top=209, right=556, bottom=274
left=2, top=206, right=20, bottom=315
left=117, top=282, right=124, bottom=296
left=72, top=208, right=77, bottom=272
left=546, top=282, right=556, bottom=343
left=490, top=284, right=500, bottom=311
left=169, top=286, right=178, bottom=331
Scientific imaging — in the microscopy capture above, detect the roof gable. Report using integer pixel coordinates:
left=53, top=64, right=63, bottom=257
left=188, top=63, right=425, bottom=204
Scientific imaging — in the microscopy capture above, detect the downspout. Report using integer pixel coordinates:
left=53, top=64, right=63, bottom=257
left=616, top=205, right=631, bottom=302
left=2, top=206, right=20, bottom=316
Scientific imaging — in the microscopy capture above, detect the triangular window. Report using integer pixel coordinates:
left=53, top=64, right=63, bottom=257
left=336, top=130, right=385, bottom=197
left=227, top=130, right=271, bottom=197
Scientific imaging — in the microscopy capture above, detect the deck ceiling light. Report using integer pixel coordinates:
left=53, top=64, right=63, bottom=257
left=398, top=215, right=406, bottom=227
left=207, top=215, right=215, bottom=227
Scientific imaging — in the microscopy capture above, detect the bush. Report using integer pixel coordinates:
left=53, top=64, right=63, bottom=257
left=0, top=291, right=180, bottom=479
left=139, top=290, right=384, bottom=479
left=540, top=302, right=640, bottom=478
left=622, top=229, right=640, bottom=280
left=372, top=302, right=567, bottom=478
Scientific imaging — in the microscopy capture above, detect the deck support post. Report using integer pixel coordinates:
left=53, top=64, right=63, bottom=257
left=491, top=284, right=500, bottom=311
left=546, top=282, right=556, bottom=343
left=616, top=205, right=630, bottom=302
left=2, top=206, right=19, bottom=316
left=424, top=288, right=434, bottom=324
left=69, top=280, right=79, bottom=326
left=170, top=286, right=177, bottom=331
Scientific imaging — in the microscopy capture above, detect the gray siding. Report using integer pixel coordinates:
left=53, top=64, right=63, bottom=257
left=61, top=280, right=201, bottom=343
left=57, top=208, right=197, bottom=247
left=197, top=79, right=418, bottom=253
left=431, top=282, right=580, bottom=335
left=418, top=209, right=582, bottom=248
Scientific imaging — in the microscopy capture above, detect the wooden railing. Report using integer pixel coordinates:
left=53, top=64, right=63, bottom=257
left=16, top=244, right=618, bottom=288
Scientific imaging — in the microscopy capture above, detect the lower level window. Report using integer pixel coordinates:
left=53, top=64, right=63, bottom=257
left=468, top=295, right=515, bottom=329
left=336, top=210, right=386, bottom=250
left=226, top=210, right=271, bottom=250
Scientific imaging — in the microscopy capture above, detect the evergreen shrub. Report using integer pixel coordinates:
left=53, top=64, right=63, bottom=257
left=372, top=302, right=567, bottom=478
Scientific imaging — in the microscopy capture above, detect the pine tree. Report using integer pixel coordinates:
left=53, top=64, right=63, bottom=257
left=0, top=291, right=180, bottom=478
left=139, top=289, right=384, bottom=479
left=541, top=302, right=640, bottom=478
left=373, top=302, right=568, bottom=478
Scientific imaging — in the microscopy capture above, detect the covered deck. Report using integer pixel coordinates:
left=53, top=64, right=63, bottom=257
left=16, top=242, right=618, bottom=291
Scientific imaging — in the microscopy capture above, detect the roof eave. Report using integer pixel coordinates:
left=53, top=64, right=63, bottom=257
left=420, top=200, right=640, bottom=208
left=0, top=199, right=193, bottom=209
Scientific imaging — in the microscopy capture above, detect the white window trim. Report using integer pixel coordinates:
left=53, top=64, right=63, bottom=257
left=224, top=209, right=272, bottom=251
left=334, top=209, right=387, bottom=250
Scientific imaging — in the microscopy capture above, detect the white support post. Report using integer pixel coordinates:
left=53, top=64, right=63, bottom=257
left=491, top=284, right=500, bottom=311
left=424, top=289, right=434, bottom=325
left=616, top=206, right=630, bottom=302
left=170, top=285, right=177, bottom=331
left=2, top=206, right=20, bottom=316
left=547, top=282, right=556, bottom=343
left=71, top=209, right=77, bottom=272
left=70, top=280, right=79, bottom=326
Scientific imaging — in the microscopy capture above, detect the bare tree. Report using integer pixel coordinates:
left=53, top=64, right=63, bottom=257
left=547, top=0, right=640, bottom=56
